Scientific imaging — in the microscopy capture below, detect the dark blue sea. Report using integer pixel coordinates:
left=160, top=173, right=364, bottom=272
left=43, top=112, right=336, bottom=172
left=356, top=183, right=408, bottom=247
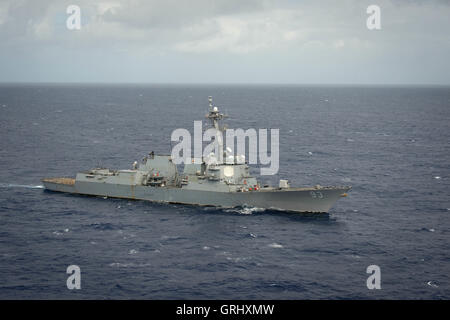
left=0, top=84, right=449, bottom=299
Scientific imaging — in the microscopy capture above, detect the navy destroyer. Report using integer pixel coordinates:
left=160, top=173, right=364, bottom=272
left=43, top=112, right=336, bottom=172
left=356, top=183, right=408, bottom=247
left=43, top=97, right=350, bottom=213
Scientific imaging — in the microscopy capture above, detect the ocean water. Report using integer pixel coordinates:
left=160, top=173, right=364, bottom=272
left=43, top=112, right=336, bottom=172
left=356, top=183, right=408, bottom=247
left=0, top=84, right=449, bottom=299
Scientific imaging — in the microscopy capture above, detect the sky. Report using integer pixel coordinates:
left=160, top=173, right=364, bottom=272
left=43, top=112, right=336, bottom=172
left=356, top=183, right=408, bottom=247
left=0, top=0, right=449, bottom=84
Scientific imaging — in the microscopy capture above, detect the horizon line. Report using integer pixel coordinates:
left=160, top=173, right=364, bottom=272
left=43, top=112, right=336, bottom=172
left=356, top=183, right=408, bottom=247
left=0, top=81, right=449, bottom=87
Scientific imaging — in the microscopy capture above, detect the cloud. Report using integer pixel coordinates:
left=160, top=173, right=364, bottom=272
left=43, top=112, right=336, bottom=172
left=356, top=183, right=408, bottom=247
left=0, top=0, right=449, bottom=83
left=1, top=0, right=449, bottom=52
left=100, top=0, right=268, bottom=29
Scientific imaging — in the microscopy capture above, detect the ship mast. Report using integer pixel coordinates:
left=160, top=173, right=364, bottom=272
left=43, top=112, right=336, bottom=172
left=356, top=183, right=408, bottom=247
left=206, top=96, right=227, bottom=131
left=205, top=96, right=228, bottom=162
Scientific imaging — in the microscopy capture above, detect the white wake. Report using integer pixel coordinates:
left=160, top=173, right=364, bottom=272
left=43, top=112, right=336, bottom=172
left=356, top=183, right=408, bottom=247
left=0, top=183, right=44, bottom=189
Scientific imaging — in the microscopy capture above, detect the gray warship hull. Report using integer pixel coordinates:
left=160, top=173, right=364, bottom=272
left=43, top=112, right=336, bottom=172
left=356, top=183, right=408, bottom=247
left=42, top=177, right=350, bottom=213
